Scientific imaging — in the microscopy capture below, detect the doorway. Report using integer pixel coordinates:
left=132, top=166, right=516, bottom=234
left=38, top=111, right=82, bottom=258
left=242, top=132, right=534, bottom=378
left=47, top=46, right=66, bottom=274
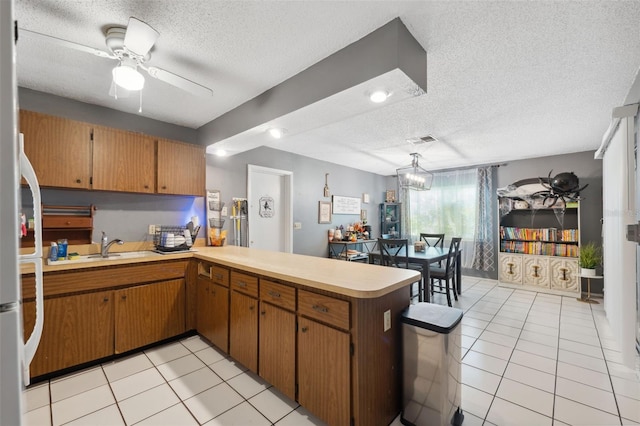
left=247, top=165, right=293, bottom=253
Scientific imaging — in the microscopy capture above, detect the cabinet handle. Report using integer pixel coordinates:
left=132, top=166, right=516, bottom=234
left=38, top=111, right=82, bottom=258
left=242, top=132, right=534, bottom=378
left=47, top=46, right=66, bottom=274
left=214, top=273, right=223, bottom=280
left=237, top=281, right=247, bottom=287
left=103, top=297, right=109, bottom=302
left=121, top=295, right=127, bottom=300
left=249, top=305, right=255, bottom=311
left=260, top=311, right=266, bottom=315
left=76, top=179, right=81, bottom=184
left=66, top=221, right=71, bottom=225
left=211, top=289, right=216, bottom=295
left=301, top=326, right=308, bottom=333
left=144, top=185, right=149, bottom=189
left=560, top=267, right=568, bottom=281
left=268, top=290, right=281, bottom=299
left=312, top=304, right=328, bottom=313
left=162, top=185, right=167, bottom=190
left=532, top=265, right=540, bottom=278
left=507, top=262, right=514, bottom=275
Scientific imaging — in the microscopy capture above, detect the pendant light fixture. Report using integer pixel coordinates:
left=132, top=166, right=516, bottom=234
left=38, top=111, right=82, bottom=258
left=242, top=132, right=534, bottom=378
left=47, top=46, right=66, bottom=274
left=396, top=153, right=433, bottom=191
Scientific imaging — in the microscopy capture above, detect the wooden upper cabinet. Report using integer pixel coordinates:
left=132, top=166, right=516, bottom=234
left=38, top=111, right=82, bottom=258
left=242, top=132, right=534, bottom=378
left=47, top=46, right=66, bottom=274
left=157, top=138, right=205, bottom=196
left=19, top=110, right=92, bottom=189
left=92, top=126, right=156, bottom=193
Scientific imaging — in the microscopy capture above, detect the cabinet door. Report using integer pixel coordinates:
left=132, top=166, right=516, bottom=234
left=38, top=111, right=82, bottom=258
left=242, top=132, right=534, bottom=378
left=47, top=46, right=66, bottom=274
left=209, top=283, right=229, bottom=353
left=498, top=253, right=523, bottom=284
left=22, top=291, right=114, bottom=378
left=229, top=291, right=258, bottom=372
left=522, top=255, right=550, bottom=288
left=157, top=138, right=205, bottom=196
left=550, top=258, right=579, bottom=292
left=115, top=279, right=185, bottom=353
left=19, top=110, right=92, bottom=189
left=298, top=316, right=350, bottom=426
left=196, top=278, right=214, bottom=341
left=92, top=126, right=156, bottom=193
left=259, top=303, right=295, bottom=400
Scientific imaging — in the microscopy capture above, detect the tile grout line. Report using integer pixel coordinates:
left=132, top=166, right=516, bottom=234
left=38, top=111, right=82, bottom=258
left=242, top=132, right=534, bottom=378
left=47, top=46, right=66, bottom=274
left=588, top=302, right=624, bottom=426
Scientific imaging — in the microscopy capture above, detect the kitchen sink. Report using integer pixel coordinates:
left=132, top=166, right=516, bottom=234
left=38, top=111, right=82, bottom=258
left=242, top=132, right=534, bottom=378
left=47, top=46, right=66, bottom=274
left=47, top=250, right=162, bottom=265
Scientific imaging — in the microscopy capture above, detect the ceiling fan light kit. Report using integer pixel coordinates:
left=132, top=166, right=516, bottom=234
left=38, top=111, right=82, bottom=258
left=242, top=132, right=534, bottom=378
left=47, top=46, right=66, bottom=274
left=112, top=58, right=145, bottom=91
left=397, top=153, right=433, bottom=191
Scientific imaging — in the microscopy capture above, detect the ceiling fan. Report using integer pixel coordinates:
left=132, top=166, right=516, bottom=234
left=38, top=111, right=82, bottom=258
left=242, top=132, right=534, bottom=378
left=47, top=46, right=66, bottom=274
left=20, top=17, right=213, bottom=98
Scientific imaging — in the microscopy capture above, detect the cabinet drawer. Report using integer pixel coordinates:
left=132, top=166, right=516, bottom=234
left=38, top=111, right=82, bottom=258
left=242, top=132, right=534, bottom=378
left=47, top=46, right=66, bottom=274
left=298, top=289, right=349, bottom=331
left=230, top=271, right=258, bottom=297
left=260, top=279, right=295, bottom=311
left=211, top=266, right=229, bottom=287
left=199, top=262, right=229, bottom=287
left=43, top=216, right=92, bottom=229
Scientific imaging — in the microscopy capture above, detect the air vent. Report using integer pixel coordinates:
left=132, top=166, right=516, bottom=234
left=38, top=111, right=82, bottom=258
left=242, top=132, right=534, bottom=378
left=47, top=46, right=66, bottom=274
left=406, top=135, right=438, bottom=145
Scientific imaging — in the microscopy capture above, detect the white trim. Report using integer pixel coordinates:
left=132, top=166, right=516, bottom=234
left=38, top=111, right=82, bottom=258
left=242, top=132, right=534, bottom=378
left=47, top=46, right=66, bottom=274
left=595, top=104, right=638, bottom=159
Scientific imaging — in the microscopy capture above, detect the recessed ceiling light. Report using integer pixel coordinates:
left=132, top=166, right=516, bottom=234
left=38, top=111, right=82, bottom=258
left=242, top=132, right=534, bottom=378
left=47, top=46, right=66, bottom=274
left=369, top=90, right=389, bottom=103
left=214, top=149, right=227, bottom=156
left=268, top=128, right=287, bottom=139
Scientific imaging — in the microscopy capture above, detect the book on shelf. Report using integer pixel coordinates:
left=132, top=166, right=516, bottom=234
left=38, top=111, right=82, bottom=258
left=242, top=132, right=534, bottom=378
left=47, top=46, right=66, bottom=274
left=500, top=226, right=578, bottom=242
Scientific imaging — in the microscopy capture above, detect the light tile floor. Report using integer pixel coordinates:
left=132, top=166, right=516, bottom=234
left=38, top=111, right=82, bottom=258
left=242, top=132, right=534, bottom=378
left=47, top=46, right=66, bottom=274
left=23, top=277, right=640, bottom=425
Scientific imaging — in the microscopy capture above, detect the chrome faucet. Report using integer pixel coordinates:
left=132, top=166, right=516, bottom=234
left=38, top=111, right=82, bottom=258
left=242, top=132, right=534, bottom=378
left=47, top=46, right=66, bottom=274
left=101, top=231, right=124, bottom=257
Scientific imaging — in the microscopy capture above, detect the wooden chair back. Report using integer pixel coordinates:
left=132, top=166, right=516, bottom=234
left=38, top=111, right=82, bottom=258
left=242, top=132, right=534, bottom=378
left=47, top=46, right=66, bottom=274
left=419, top=233, right=445, bottom=248
left=378, top=238, right=409, bottom=268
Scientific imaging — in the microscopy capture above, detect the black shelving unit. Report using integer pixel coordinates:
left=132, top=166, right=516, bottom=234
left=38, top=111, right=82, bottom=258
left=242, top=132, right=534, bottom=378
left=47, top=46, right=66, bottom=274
left=380, top=203, right=401, bottom=237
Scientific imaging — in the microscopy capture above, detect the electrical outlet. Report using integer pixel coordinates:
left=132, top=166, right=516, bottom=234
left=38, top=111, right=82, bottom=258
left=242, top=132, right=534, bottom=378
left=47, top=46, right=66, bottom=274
left=384, top=309, right=391, bottom=332
left=221, top=206, right=228, bottom=216
left=293, top=222, right=302, bottom=230
left=148, top=224, right=156, bottom=235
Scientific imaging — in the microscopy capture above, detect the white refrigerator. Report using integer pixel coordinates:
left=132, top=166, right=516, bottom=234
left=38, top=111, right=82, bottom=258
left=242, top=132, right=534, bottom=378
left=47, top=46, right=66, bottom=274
left=0, top=0, right=45, bottom=423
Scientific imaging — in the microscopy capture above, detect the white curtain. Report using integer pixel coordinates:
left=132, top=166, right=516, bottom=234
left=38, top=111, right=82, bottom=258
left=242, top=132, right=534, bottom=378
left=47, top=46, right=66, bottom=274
left=403, top=168, right=477, bottom=268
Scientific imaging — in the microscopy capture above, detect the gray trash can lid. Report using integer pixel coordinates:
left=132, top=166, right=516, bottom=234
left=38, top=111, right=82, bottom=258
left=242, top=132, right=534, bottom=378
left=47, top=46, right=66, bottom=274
left=401, top=303, right=463, bottom=334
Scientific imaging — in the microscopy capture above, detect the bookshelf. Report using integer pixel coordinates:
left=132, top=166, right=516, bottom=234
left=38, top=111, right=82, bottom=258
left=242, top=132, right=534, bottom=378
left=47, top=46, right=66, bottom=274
left=498, top=197, right=580, bottom=295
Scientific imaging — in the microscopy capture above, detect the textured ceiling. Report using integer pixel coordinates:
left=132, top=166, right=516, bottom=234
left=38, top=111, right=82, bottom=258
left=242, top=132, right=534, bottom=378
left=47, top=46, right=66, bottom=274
left=15, top=1, right=640, bottom=176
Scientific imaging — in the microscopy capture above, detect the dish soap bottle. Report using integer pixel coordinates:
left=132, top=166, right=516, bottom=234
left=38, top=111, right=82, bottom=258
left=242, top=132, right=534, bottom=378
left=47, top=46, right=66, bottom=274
left=49, top=242, right=58, bottom=262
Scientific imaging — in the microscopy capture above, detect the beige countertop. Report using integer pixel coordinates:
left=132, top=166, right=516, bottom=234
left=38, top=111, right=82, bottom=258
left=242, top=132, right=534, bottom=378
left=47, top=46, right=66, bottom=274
left=21, top=244, right=420, bottom=299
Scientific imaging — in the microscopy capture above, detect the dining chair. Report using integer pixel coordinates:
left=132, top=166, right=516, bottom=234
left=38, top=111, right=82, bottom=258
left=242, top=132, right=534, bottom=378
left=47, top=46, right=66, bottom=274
left=378, top=238, right=423, bottom=301
left=419, top=232, right=446, bottom=267
left=429, top=237, right=462, bottom=307
left=419, top=233, right=445, bottom=248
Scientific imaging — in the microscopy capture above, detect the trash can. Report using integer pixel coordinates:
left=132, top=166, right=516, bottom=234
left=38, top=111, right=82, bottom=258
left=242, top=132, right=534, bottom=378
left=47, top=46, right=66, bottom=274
left=401, top=303, right=464, bottom=426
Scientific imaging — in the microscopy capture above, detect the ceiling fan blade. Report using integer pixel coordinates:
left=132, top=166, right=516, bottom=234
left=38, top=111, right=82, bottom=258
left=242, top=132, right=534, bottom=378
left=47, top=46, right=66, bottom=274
left=123, top=17, right=159, bottom=57
left=145, top=66, right=213, bottom=97
left=19, top=28, right=115, bottom=59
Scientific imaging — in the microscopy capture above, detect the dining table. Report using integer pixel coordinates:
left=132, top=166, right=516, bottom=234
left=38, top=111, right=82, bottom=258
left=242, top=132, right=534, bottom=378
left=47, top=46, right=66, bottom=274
left=368, top=245, right=462, bottom=303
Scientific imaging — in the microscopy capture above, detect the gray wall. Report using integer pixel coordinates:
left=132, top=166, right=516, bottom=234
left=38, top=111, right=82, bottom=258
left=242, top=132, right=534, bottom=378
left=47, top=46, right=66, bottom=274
left=19, top=88, right=204, bottom=243
left=19, top=88, right=198, bottom=143
left=207, top=146, right=389, bottom=257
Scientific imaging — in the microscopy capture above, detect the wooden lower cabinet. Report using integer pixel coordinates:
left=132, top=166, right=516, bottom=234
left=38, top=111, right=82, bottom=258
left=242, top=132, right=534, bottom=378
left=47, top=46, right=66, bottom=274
left=197, top=277, right=229, bottom=352
left=297, top=316, right=350, bottom=426
left=229, top=291, right=259, bottom=373
left=115, top=279, right=186, bottom=353
left=259, top=302, right=296, bottom=400
left=22, top=291, right=114, bottom=377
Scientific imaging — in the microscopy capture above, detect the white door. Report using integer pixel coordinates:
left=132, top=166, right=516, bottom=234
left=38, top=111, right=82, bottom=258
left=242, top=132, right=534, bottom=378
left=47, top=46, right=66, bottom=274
left=247, top=165, right=293, bottom=253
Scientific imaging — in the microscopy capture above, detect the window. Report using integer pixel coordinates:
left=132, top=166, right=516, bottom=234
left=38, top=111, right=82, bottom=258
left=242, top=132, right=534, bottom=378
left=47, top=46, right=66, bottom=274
left=404, top=168, right=478, bottom=267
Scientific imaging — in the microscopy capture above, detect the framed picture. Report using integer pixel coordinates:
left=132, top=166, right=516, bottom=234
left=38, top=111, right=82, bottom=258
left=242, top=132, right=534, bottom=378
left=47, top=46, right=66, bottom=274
left=332, top=195, right=361, bottom=214
left=361, top=209, right=367, bottom=221
left=362, top=193, right=370, bottom=204
left=385, top=190, right=396, bottom=203
left=318, top=201, right=332, bottom=224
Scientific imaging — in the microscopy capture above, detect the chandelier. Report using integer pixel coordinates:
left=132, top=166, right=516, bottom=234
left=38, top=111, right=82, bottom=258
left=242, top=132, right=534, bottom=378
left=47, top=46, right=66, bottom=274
left=396, top=153, right=433, bottom=191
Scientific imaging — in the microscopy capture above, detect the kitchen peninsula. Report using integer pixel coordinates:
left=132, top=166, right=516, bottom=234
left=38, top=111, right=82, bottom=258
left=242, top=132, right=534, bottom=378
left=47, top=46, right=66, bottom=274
left=21, top=246, right=420, bottom=426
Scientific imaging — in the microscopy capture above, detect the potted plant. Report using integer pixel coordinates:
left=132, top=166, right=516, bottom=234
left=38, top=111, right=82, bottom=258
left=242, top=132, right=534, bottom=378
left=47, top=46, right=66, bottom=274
left=579, top=242, right=602, bottom=276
